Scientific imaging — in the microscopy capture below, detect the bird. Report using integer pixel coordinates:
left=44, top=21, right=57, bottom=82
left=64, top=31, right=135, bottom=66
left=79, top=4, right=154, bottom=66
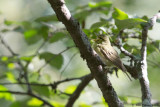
left=93, top=35, right=132, bottom=81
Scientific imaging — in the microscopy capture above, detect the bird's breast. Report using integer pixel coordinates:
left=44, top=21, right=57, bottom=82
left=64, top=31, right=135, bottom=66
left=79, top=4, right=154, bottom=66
left=94, top=44, right=115, bottom=67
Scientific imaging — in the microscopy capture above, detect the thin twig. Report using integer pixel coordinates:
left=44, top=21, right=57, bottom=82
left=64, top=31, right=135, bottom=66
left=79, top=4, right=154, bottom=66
left=116, top=30, right=136, bottom=60
left=35, top=40, right=47, bottom=55
left=60, top=52, right=78, bottom=79
left=0, top=74, right=86, bottom=88
left=0, top=35, right=17, bottom=56
left=0, top=90, right=53, bottom=107
left=0, top=34, right=32, bottom=92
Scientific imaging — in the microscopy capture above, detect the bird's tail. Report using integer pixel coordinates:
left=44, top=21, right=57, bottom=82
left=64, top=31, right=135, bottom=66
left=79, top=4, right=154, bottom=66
left=121, top=65, right=132, bottom=81
left=124, top=71, right=132, bottom=81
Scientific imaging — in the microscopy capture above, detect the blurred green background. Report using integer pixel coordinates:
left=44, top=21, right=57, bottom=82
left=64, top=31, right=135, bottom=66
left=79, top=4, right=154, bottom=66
left=0, top=0, right=160, bottom=107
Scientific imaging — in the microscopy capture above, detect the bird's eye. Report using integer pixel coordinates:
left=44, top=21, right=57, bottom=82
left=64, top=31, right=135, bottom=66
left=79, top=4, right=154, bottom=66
left=99, top=37, right=104, bottom=40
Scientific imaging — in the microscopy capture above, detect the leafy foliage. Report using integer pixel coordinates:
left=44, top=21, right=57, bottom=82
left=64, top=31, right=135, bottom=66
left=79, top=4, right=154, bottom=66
left=49, top=32, right=66, bottom=43
left=0, top=1, right=160, bottom=107
left=112, top=8, right=129, bottom=20
left=39, top=52, right=63, bottom=69
left=0, top=85, right=14, bottom=101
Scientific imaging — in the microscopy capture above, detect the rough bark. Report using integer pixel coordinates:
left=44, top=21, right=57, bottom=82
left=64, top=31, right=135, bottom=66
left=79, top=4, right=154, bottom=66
left=47, top=0, right=124, bottom=106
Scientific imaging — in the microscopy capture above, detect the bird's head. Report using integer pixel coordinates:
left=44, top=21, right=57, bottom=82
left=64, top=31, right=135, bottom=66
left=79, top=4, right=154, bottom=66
left=95, top=35, right=111, bottom=45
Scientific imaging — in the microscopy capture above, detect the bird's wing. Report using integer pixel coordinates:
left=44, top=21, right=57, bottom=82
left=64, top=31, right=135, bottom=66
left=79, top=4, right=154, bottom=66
left=100, top=45, right=125, bottom=71
left=100, top=46, right=132, bottom=81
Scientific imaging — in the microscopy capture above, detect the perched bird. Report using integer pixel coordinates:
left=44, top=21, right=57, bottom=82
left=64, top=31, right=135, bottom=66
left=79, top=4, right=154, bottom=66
left=93, top=35, right=132, bottom=81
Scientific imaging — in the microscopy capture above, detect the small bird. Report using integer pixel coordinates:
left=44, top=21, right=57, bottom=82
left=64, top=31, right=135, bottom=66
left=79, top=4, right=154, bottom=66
left=93, top=35, right=132, bottom=81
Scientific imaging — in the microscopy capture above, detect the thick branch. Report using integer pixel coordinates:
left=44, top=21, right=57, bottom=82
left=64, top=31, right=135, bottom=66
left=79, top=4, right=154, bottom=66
left=139, top=11, right=160, bottom=107
left=47, top=0, right=123, bottom=107
left=139, top=26, right=152, bottom=107
left=66, top=74, right=93, bottom=107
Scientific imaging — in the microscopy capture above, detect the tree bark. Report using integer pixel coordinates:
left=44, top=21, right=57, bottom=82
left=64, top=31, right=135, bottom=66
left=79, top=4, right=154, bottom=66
left=47, top=0, right=124, bottom=106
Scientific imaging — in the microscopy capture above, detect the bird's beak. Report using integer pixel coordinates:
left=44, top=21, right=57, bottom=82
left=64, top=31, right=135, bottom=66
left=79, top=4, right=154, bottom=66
left=92, top=39, right=98, bottom=42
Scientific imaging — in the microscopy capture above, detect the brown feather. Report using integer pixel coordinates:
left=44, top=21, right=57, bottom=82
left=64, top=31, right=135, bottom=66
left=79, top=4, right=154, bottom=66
left=100, top=44, right=132, bottom=81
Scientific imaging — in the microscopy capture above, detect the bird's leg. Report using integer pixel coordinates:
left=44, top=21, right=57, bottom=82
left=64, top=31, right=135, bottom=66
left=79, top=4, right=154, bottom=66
left=103, top=66, right=115, bottom=75
left=103, top=66, right=109, bottom=74
left=111, top=67, right=119, bottom=78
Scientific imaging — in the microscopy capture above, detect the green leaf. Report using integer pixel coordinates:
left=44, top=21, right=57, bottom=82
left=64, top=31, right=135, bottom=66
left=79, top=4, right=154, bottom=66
left=131, top=98, right=141, bottom=104
left=147, top=43, right=157, bottom=55
left=50, top=101, right=64, bottom=107
left=4, top=20, right=15, bottom=25
left=39, top=52, right=63, bottom=69
left=38, top=26, right=49, bottom=40
left=6, top=72, right=16, bottom=82
left=64, top=85, right=76, bottom=94
left=24, top=29, right=41, bottom=45
left=19, top=21, right=32, bottom=29
left=79, top=103, right=92, bottom=107
left=10, top=101, right=21, bottom=107
left=83, top=29, right=91, bottom=36
left=20, top=56, right=33, bottom=62
left=119, top=96, right=128, bottom=102
left=31, top=85, right=50, bottom=97
left=102, top=97, right=108, bottom=107
left=10, top=100, right=30, bottom=107
left=112, top=8, right=128, bottom=20
left=90, top=21, right=108, bottom=29
left=35, top=15, right=58, bottom=22
left=88, top=1, right=112, bottom=15
left=27, top=98, right=43, bottom=106
left=1, top=56, right=8, bottom=62
left=74, top=10, right=91, bottom=22
left=7, top=63, right=15, bottom=69
left=49, top=32, right=66, bottom=43
left=115, top=18, right=147, bottom=30
left=0, top=85, right=14, bottom=101
left=88, top=1, right=112, bottom=9
left=141, top=15, right=149, bottom=21
left=24, top=29, right=37, bottom=38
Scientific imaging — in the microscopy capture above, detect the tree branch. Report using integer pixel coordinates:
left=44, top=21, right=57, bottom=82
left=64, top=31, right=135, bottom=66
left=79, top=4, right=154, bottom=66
left=0, top=74, right=90, bottom=88
left=115, top=30, right=136, bottom=60
left=66, top=74, right=93, bottom=107
left=47, top=0, right=123, bottom=106
left=139, top=11, right=160, bottom=107
left=114, top=30, right=139, bottom=79
left=139, top=25, right=152, bottom=107
left=60, top=52, right=78, bottom=79
left=0, top=35, right=17, bottom=56
left=0, top=90, right=53, bottom=107
left=0, top=34, right=32, bottom=92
